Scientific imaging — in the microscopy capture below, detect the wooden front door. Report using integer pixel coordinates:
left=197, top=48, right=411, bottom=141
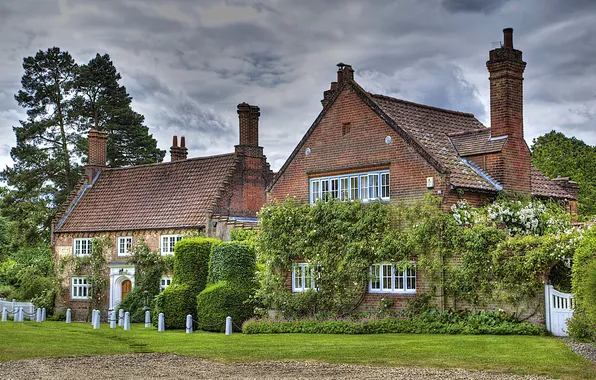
left=121, top=280, right=132, bottom=300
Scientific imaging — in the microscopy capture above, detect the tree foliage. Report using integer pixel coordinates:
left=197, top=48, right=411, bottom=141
left=532, top=130, right=596, bottom=217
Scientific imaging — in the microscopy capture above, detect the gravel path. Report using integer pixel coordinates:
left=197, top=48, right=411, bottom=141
left=0, top=354, right=550, bottom=380
left=561, top=337, right=596, bottom=364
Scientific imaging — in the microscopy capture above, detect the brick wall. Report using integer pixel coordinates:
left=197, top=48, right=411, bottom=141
left=269, top=86, right=447, bottom=204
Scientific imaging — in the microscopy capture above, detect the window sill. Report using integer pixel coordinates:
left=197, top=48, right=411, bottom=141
left=368, top=290, right=417, bottom=295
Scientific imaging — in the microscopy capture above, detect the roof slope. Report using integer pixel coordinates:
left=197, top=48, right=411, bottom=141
left=531, top=166, right=574, bottom=199
left=448, top=129, right=508, bottom=157
left=369, top=93, right=498, bottom=191
left=56, top=154, right=238, bottom=233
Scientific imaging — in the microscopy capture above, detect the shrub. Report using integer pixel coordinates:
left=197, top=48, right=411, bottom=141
left=118, top=288, right=153, bottom=323
left=572, top=228, right=596, bottom=337
left=208, top=242, right=256, bottom=285
left=0, top=284, right=15, bottom=299
left=153, top=283, right=197, bottom=329
left=196, top=282, right=254, bottom=332
left=242, top=310, right=546, bottom=335
left=173, top=238, right=220, bottom=291
left=567, top=311, right=596, bottom=342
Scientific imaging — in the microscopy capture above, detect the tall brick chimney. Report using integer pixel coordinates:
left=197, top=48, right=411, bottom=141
left=86, top=129, right=107, bottom=183
left=486, top=28, right=531, bottom=192
left=235, top=103, right=263, bottom=157
left=170, top=135, right=188, bottom=162
left=322, top=63, right=354, bottom=107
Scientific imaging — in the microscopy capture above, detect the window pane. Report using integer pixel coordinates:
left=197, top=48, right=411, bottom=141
left=350, top=177, right=359, bottom=200
left=321, top=180, right=330, bottom=200
left=381, top=173, right=390, bottom=198
left=304, top=265, right=312, bottom=289
left=162, top=237, right=167, bottom=253
left=360, top=176, right=369, bottom=200
left=371, top=265, right=380, bottom=290
left=396, top=268, right=404, bottom=291
left=294, top=265, right=303, bottom=289
left=340, top=177, right=349, bottom=201
left=369, top=174, right=379, bottom=199
left=382, top=264, right=392, bottom=290
left=311, top=180, right=320, bottom=203
left=330, top=179, right=339, bottom=199
left=407, top=267, right=416, bottom=290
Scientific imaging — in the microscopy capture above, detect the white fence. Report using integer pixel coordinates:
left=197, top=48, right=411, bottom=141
left=544, top=285, right=574, bottom=337
left=0, top=298, right=36, bottom=319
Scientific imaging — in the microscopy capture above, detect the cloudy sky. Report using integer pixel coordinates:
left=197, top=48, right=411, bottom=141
left=0, top=0, right=595, bottom=172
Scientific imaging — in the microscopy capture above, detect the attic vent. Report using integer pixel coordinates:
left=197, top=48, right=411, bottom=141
left=342, top=123, right=351, bottom=136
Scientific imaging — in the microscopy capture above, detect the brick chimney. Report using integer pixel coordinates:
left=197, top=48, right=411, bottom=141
left=322, top=63, right=354, bottom=107
left=86, top=129, right=107, bottom=183
left=486, top=28, right=531, bottom=193
left=170, top=135, right=188, bottom=162
left=235, top=103, right=263, bottom=157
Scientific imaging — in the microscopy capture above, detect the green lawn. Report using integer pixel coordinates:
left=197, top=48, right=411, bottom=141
left=0, top=322, right=594, bottom=379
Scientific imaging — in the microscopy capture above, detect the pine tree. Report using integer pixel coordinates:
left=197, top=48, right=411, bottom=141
left=72, top=53, right=165, bottom=167
left=0, top=47, right=81, bottom=232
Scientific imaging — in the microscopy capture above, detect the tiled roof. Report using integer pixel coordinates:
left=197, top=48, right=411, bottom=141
left=448, top=129, right=508, bottom=157
left=368, top=93, right=498, bottom=191
left=531, top=166, right=574, bottom=199
left=56, top=154, right=238, bottom=232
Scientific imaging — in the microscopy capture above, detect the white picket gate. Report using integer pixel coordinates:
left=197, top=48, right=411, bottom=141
left=544, top=285, right=574, bottom=336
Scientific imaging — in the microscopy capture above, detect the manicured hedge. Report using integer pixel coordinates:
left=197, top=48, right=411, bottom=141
left=173, top=237, right=220, bottom=291
left=570, top=228, right=596, bottom=341
left=242, top=310, right=547, bottom=335
left=196, top=282, right=255, bottom=332
left=153, top=283, right=197, bottom=329
left=208, top=242, right=256, bottom=285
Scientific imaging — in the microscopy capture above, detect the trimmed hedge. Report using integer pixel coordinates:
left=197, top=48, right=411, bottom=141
left=196, top=282, right=255, bottom=332
left=173, top=237, right=220, bottom=291
left=208, top=242, right=256, bottom=285
left=242, top=310, right=547, bottom=335
left=571, top=228, right=596, bottom=341
left=153, top=283, right=197, bottom=329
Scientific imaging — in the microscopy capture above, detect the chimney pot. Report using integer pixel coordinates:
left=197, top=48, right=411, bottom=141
left=503, top=27, right=513, bottom=48
left=172, top=135, right=178, bottom=147
left=180, top=136, right=186, bottom=148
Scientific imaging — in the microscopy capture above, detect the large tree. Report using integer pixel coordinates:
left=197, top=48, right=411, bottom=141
left=531, top=131, right=596, bottom=217
left=72, top=53, right=164, bottom=167
left=0, top=47, right=81, bottom=235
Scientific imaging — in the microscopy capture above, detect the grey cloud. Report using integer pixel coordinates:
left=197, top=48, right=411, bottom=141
left=441, top=0, right=510, bottom=14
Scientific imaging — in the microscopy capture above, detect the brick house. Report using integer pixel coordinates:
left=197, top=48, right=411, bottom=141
left=52, top=103, right=273, bottom=318
left=268, top=29, right=578, bottom=313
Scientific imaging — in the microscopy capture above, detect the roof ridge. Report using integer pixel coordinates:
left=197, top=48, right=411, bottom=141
left=369, top=93, right=476, bottom=117
left=102, top=152, right=235, bottom=172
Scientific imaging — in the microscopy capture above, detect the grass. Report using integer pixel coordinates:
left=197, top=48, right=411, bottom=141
left=0, top=322, right=594, bottom=379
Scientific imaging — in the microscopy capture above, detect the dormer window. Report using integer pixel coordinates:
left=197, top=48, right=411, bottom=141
left=309, top=170, right=390, bottom=204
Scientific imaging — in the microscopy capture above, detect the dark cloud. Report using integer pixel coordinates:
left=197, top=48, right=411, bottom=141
left=441, top=0, right=510, bottom=14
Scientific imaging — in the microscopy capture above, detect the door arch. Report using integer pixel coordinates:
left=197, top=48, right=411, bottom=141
left=121, top=279, right=132, bottom=300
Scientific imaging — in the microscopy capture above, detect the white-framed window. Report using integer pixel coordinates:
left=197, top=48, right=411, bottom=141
left=369, top=263, right=416, bottom=294
left=160, top=235, right=183, bottom=255
left=117, top=237, right=133, bottom=256
left=160, top=276, right=172, bottom=292
left=292, top=262, right=316, bottom=292
left=309, top=170, right=389, bottom=204
left=71, top=277, right=90, bottom=299
left=73, top=238, right=93, bottom=256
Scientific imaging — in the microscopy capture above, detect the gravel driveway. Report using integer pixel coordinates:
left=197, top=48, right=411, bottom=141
left=0, top=354, right=550, bottom=380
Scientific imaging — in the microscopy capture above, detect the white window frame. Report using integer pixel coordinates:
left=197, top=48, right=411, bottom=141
left=160, top=235, right=183, bottom=255
left=73, top=238, right=93, bottom=256
left=117, top=237, right=133, bottom=256
left=292, top=262, right=316, bottom=292
left=71, top=277, right=90, bottom=300
left=160, top=276, right=172, bottom=292
left=309, top=170, right=390, bottom=204
left=369, top=263, right=416, bottom=294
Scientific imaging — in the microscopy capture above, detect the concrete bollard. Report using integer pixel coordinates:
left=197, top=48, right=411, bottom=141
left=158, top=313, right=165, bottom=332
left=109, top=309, right=116, bottom=329
left=145, top=310, right=151, bottom=328
left=41, top=308, right=46, bottom=322
left=93, top=310, right=100, bottom=329
left=118, top=309, right=124, bottom=327
left=2, top=307, right=7, bottom=322
left=225, top=316, right=232, bottom=335
left=91, top=309, right=96, bottom=326
left=66, top=308, right=72, bottom=324
left=36, top=308, right=42, bottom=322
left=18, top=307, right=24, bottom=322
left=186, top=314, right=193, bottom=334
left=124, top=312, right=130, bottom=331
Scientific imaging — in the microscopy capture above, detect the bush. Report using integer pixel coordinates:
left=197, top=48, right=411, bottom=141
left=153, top=283, right=197, bottom=329
left=0, top=284, right=15, bottom=299
left=567, top=311, right=596, bottom=342
left=572, top=228, right=596, bottom=337
left=173, top=238, right=220, bottom=291
left=242, top=309, right=546, bottom=335
left=196, top=282, right=254, bottom=332
left=208, top=242, right=256, bottom=285
left=117, top=288, right=153, bottom=323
